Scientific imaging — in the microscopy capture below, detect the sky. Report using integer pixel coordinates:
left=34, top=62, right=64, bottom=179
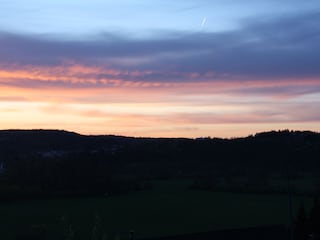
left=1, top=0, right=320, bottom=138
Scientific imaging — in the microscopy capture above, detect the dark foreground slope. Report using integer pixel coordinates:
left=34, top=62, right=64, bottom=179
left=143, top=225, right=288, bottom=240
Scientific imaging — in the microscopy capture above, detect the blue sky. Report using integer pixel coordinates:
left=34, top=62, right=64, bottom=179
left=2, top=0, right=319, bottom=36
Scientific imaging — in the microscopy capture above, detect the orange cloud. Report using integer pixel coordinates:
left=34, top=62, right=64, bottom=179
left=1, top=63, right=320, bottom=137
left=1, top=63, right=320, bottom=95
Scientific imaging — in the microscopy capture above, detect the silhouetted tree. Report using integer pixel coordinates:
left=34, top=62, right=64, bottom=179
left=294, top=203, right=308, bottom=240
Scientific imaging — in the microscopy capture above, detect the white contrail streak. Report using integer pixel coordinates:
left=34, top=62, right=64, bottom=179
left=201, top=17, right=207, bottom=28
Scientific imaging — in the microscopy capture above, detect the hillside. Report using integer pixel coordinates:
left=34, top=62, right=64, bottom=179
left=0, top=129, right=319, bottom=198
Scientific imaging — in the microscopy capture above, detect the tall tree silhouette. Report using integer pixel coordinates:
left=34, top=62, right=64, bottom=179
left=294, top=203, right=308, bottom=240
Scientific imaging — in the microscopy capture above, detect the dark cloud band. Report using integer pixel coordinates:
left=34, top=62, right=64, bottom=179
left=0, top=11, right=320, bottom=82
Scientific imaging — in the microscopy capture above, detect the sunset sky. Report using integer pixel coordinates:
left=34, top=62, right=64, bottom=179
left=1, top=0, right=320, bottom=138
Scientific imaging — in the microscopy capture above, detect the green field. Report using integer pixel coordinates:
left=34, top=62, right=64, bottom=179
left=0, top=180, right=312, bottom=240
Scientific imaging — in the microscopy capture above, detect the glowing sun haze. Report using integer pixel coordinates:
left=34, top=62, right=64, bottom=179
left=1, top=0, right=320, bottom=137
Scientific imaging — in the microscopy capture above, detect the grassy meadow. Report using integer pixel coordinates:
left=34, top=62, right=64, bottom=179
left=0, top=180, right=312, bottom=240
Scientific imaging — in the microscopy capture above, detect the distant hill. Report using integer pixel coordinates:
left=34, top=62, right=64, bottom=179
left=0, top=128, right=319, bottom=152
left=0, top=129, right=319, bottom=198
left=0, top=129, right=135, bottom=155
